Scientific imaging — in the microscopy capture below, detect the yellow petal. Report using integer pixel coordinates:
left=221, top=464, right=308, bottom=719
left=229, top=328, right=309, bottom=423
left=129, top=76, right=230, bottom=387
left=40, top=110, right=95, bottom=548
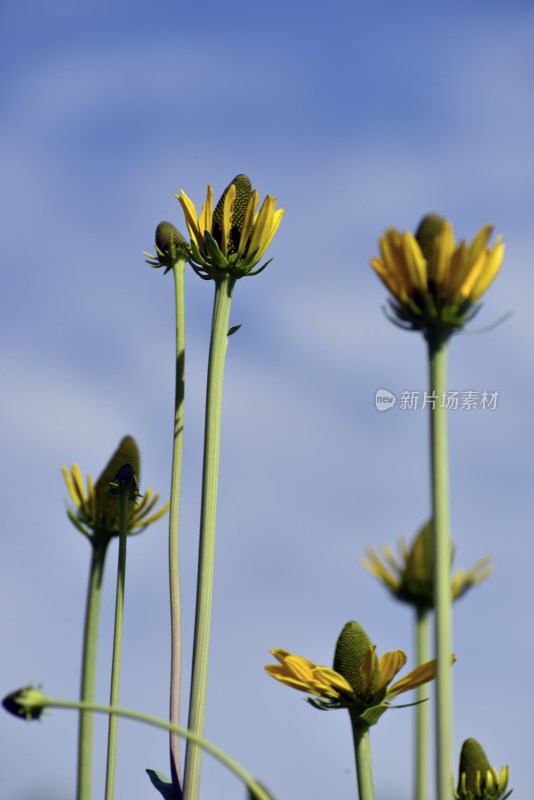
left=374, top=650, right=407, bottom=693
left=247, top=196, right=276, bottom=259
left=177, top=190, right=202, bottom=245
left=370, top=257, right=406, bottom=302
left=401, top=233, right=427, bottom=293
left=469, top=240, right=504, bottom=302
left=386, top=656, right=453, bottom=696
left=466, top=224, right=493, bottom=265
left=199, top=185, right=213, bottom=235
left=237, top=190, right=259, bottom=257
left=358, top=645, right=378, bottom=692
left=62, top=466, right=81, bottom=508
left=313, top=666, right=354, bottom=695
left=264, top=665, right=313, bottom=694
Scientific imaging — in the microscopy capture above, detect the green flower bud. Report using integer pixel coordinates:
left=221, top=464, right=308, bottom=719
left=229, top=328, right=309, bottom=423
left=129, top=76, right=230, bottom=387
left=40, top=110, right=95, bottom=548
left=155, top=221, right=187, bottom=255
left=2, top=686, right=47, bottom=721
left=456, top=739, right=511, bottom=799
left=415, top=213, right=446, bottom=280
left=333, top=621, right=376, bottom=696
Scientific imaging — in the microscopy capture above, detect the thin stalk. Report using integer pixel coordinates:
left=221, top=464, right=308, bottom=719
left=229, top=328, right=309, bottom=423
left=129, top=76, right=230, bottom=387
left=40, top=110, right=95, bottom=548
left=182, top=275, right=236, bottom=800
left=414, top=605, right=431, bottom=800
left=104, top=492, right=129, bottom=800
left=76, top=534, right=110, bottom=800
left=169, top=257, right=186, bottom=799
left=427, top=331, right=453, bottom=800
left=349, top=716, right=375, bottom=800
left=34, top=695, right=272, bottom=800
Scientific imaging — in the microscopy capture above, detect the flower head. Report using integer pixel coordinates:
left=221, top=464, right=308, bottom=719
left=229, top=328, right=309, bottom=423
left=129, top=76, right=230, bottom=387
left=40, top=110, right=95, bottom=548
left=145, top=221, right=188, bottom=274
left=362, top=521, right=492, bottom=609
left=62, top=436, right=169, bottom=544
left=177, top=174, right=284, bottom=280
left=2, top=686, right=47, bottom=721
left=370, top=214, right=504, bottom=335
left=266, top=621, right=445, bottom=726
left=454, top=739, right=512, bottom=800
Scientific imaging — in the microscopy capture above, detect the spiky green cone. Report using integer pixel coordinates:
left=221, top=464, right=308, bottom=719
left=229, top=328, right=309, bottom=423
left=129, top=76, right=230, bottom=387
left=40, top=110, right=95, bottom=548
left=212, top=174, right=252, bottom=254
left=333, top=621, right=377, bottom=697
left=415, top=213, right=446, bottom=280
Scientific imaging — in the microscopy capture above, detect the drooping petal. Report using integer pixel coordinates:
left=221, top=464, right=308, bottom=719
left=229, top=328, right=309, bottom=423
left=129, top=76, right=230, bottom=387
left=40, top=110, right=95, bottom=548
left=387, top=657, right=441, bottom=696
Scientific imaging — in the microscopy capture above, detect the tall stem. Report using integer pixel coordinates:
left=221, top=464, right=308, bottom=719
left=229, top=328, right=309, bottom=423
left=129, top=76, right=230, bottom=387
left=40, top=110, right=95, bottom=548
left=76, top=535, right=110, bottom=800
left=414, top=605, right=431, bottom=800
left=349, top=716, right=375, bottom=800
left=182, top=275, right=236, bottom=800
left=104, top=491, right=129, bottom=800
left=169, top=257, right=186, bottom=798
left=427, top=331, right=453, bottom=800
left=36, top=695, right=272, bottom=800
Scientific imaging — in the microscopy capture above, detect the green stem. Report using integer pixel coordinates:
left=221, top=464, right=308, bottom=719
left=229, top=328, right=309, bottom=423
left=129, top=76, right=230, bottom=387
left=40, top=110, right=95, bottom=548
left=427, top=331, right=453, bottom=800
left=169, top=257, right=186, bottom=799
left=104, top=492, right=129, bottom=800
left=182, top=275, right=236, bottom=800
left=34, top=695, right=272, bottom=800
left=414, top=606, right=431, bottom=800
left=349, top=716, right=375, bottom=800
left=76, top=534, right=110, bottom=800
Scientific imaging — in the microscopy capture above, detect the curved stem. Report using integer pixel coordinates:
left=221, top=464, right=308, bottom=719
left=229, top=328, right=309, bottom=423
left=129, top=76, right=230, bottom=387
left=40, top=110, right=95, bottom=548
left=414, top=606, right=431, bottom=800
left=427, top=331, right=453, bottom=800
left=183, top=275, right=236, bottom=800
left=349, top=716, right=375, bottom=800
left=36, top=695, right=272, bottom=800
left=169, top=257, right=186, bottom=798
left=104, top=492, right=129, bottom=800
left=76, top=535, right=110, bottom=800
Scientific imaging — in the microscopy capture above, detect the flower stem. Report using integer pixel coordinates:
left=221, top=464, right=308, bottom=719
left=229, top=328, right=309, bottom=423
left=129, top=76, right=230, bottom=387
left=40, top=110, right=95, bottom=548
left=169, top=257, right=187, bottom=799
left=104, top=491, right=129, bottom=800
left=349, top=717, right=375, bottom=800
left=414, top=605, right=431, bottom=800
left=427, top=331, right=453, bottom=800
left=32, top=695, right=272, bottom=800
left=76, top=534, right=110, bottom=800
left=182, top=275, right=236, bottom=800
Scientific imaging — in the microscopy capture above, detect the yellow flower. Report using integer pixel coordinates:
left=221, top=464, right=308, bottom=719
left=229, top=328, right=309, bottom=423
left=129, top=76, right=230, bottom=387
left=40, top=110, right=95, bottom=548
left=176, top=174, right=284, bottom=279
left=266, top=621, right=446, bottom=725
left=454, top=739, right=511, bottom=800
left=370, top=214, right=504, bottom=334
left=362, top=521, right=492, bottom=609
left=62, top=436, right=169, bottom=543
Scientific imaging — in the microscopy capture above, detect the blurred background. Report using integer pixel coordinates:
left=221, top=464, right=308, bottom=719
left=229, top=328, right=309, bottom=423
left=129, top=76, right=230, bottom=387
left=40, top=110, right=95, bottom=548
left=1, top=0, right=532, bottom=797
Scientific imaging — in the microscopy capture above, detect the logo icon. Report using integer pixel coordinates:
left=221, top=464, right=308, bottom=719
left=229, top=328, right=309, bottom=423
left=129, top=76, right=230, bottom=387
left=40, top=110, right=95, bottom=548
left=375, top=388, right=396, bottom=411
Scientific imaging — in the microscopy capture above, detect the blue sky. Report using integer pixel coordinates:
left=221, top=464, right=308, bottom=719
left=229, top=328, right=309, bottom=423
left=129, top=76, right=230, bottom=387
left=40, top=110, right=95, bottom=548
left=1, top=0, right=533, bottom=798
